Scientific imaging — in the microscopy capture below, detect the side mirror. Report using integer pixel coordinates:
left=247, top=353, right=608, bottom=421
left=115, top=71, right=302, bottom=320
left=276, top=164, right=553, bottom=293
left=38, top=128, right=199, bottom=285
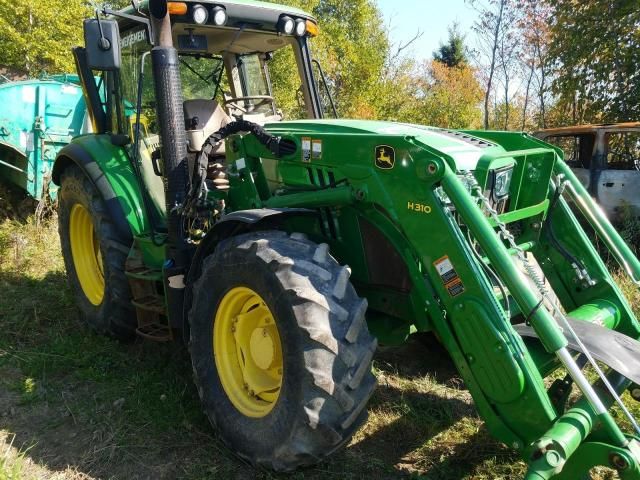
left=83, top=18, right=121, bottom=71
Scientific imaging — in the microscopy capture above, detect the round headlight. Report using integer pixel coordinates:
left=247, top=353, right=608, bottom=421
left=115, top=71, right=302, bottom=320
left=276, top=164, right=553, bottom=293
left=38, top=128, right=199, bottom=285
left=278, top=16, right=295, bottom=35
left=192, top=4, right=208, bottom=24
left=295, top=19, right=306, bottom=36
left=212, top=6, right=227, bottom=26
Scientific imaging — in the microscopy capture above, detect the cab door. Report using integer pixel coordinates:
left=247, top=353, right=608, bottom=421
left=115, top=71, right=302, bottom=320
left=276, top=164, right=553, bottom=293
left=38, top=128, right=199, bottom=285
left=597, top=130, right=640, bottom=218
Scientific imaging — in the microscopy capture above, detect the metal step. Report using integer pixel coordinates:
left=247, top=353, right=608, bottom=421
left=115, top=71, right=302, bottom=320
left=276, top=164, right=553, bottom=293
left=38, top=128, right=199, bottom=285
left=136, top=322, right=172, bottom=342
left=124, top=266, right=163, bottom=282
left=131, top=294, right=166, bottom=315
left=124, top=247, right=172, bottom=342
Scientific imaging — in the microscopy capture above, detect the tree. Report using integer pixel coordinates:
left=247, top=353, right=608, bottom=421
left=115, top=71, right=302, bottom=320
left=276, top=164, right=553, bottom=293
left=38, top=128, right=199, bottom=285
left=0, top=0, right=91, bottom=76
left=547, top=0, right=640, bottom=123
left=470, top=0, right=508, bottom=130
left=514, top=0, right=553, bottom=129
left=414, top=60, right=483, bottom=129
left=267, top=0, right=390, bottom=119
left=496, top=22, right=519, bottom=129
left=433, top=23, right=468, bottom=68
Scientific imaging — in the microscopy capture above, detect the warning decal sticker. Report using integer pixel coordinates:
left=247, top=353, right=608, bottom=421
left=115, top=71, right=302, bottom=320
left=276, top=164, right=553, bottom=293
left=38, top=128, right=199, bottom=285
left=433, top=255, right=465, bottom=297
left=302, top=137, right=312, bottom=162
left=312, top=139, right=322, bottom=160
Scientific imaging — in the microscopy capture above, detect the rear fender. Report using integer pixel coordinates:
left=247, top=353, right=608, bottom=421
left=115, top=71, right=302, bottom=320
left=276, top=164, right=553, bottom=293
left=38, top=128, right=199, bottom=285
left=53, top=134, right=149, bottom=240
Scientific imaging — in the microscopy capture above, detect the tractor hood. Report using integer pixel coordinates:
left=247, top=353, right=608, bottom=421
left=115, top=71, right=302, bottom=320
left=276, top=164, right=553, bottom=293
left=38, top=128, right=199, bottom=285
left=265, top=119, right=503, bottom=171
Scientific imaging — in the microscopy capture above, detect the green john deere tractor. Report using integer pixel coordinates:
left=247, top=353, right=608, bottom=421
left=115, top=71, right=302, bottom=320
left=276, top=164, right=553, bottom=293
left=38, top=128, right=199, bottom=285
left=53, top=0, right=640, bottom=477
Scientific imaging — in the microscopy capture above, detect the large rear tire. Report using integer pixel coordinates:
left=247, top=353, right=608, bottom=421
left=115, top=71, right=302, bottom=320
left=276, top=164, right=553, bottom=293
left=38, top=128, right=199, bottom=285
left=58, top=165, right=135, bottom=340
left=189, top=231, right=377, bottom=471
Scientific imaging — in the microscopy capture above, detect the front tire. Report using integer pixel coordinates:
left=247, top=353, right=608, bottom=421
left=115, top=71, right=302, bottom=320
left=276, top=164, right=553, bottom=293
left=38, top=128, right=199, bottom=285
left=58, top=165, right=135, bottom=340
left=189, top=231, right=377, bottom=471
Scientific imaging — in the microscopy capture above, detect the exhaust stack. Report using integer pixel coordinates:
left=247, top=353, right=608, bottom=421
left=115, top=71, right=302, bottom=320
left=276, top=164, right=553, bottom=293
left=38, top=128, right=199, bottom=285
left=149, top=0, right=189, bottom=260
left=149, top=0, right=189, bottom=326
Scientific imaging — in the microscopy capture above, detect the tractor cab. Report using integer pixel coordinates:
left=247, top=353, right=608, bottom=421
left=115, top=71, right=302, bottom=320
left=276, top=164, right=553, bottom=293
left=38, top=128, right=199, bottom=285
left=115, top=1, right=323, bottom=134
left=77, top=0, right=326, bottom=224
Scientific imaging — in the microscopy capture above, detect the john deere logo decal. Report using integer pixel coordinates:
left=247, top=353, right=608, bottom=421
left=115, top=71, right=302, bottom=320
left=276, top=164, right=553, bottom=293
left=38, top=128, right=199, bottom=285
left=375, top=145, right=395, bottom=170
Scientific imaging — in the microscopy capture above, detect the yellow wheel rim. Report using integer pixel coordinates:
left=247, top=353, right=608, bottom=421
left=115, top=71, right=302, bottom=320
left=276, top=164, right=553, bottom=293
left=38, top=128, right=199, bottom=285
left=69, top=203, right=104, bottom=306
left=214, top=287, right=283, bottom=418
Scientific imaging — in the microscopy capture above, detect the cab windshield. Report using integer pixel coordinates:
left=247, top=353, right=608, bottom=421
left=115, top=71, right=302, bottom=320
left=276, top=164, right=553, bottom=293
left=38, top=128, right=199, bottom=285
left=179, top=54, right=225, bottom=101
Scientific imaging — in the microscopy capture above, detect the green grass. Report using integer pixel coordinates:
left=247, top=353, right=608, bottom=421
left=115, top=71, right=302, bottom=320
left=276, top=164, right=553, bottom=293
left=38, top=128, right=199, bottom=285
left=0, top=185, right=638, bottom=479
left=0, top=435, right=28, bottom=480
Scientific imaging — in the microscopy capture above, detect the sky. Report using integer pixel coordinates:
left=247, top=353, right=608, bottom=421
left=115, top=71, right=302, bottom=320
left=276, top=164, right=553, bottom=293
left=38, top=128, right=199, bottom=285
left=375, top=0, right=478, bottom=63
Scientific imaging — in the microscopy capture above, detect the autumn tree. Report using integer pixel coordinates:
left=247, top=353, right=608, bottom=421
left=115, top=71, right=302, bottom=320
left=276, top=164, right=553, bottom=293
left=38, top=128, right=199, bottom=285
left=414, top=60, right=483, bottom=129
left=470, top=0, right=509, bottom=129
left=515, top=0, right=552, bottom=129
left=0, top=0, right=91, bottom=76
left=547, top=0, right=640, bottom=123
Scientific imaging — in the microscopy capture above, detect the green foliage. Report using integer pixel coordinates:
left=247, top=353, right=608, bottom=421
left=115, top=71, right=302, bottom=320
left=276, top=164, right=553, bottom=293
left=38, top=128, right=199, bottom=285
left=268, top=0, right=389, bottom=119
left=414, top=61, right=483, bottom=129
left=0, top=0, right=91, bottom=76
left=614, top=202, right=640, bottom=256
left=433, top=24, right=468, bottom=68
left=0, top=442, right=27, bottom=480
left=547, top=0, right=640, bottom=123
left=268, top=0, right=482, bottom=128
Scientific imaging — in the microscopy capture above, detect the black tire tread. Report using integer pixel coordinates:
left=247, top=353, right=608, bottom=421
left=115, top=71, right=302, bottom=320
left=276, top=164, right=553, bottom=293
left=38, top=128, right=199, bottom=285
left=58, top=165, right=135, bottom=340
left=189, top=231, right=377, bottom=471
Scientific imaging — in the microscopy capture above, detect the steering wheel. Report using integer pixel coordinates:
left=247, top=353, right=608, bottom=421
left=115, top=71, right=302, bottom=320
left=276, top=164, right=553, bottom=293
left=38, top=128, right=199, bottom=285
left=224, top=95, right=274, bottom=114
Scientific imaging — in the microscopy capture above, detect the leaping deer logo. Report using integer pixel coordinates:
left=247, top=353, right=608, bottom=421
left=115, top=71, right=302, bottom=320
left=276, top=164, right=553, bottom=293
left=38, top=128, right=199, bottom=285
left=375, top=146, right=395, bottom=169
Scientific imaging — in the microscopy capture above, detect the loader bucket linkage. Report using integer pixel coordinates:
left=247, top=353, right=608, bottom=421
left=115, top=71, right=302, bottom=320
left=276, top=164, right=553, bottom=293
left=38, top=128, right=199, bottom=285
left=439, top=143, right=640, bottom=479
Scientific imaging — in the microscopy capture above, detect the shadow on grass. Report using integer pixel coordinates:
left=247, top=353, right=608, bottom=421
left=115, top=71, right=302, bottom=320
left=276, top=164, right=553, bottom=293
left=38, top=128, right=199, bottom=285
left=0, top=267, right=509, bottom=480
left=0, top=268, right=248, bottom=479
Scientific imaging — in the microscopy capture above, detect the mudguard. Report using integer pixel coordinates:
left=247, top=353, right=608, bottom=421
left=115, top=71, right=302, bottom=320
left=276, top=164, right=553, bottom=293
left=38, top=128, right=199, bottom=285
left=187, top=207, right=316, bottom=274
left=515, top=318, right=640, bottom=386
left=52, top=134, right=151, bottom=239
left=180, top=208, right=316, bottom=335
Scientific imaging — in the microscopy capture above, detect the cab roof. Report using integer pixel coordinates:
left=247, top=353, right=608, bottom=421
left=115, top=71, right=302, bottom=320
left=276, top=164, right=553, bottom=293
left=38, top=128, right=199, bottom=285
left=534, top=122, right=640, bottom=137
left=117, top=0, right=315, bottom=30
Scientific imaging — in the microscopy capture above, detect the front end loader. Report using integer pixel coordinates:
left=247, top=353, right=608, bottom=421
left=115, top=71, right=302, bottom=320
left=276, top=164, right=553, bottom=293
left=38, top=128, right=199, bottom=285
left=53, top=0, right=640, bottom=477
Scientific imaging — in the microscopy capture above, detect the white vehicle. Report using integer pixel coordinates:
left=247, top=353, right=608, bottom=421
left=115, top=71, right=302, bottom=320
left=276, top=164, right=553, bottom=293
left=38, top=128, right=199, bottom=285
left=535, top=122, right=640, bottom=218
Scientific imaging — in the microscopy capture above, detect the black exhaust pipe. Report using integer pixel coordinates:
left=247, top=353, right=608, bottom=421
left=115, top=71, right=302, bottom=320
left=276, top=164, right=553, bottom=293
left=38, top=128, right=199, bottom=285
left=149, top=0, right=189, bottom=326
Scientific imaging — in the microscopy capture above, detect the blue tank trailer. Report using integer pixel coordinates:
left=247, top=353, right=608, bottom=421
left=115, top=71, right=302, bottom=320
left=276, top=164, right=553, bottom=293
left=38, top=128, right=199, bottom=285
left=0, top=75, right=87, bottom=200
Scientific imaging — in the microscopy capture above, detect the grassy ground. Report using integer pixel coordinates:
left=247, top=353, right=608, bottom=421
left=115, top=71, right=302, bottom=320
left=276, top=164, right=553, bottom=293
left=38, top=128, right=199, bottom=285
left=0, top=185, right=638, bottom=480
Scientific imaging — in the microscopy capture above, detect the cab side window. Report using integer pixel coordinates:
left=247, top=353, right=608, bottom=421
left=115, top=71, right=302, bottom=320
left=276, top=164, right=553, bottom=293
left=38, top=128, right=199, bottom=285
left=119, top=28, right=158, bottom=142
left=606, top=132, right=640, bottom=170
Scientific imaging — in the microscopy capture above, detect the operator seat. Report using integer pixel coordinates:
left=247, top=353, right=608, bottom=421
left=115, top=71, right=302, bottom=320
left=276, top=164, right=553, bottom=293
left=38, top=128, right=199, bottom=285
left=183, top=99, right=232, bottom=154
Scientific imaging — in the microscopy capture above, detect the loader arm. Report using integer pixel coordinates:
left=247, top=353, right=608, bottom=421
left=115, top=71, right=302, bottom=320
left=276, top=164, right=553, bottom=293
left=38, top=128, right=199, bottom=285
left=225, top=121, right=640, bottom=478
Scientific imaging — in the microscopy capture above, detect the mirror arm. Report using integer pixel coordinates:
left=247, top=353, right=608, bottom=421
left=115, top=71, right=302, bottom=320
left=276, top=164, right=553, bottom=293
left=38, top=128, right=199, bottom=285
left=94, top=11, right=112, bottom=51
left=102, top=8, right=155, bottom=46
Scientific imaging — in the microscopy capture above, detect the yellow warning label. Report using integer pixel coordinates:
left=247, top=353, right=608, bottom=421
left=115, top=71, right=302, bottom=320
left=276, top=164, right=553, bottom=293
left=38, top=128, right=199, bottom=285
left=433, top=255, right=465, bottom=297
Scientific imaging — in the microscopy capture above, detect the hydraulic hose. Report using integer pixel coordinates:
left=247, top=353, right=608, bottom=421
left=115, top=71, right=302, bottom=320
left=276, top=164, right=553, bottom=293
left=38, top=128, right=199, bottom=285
left=544, top=183, right=588, bottom=274
left=208, top=119, right=297, bottom=157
